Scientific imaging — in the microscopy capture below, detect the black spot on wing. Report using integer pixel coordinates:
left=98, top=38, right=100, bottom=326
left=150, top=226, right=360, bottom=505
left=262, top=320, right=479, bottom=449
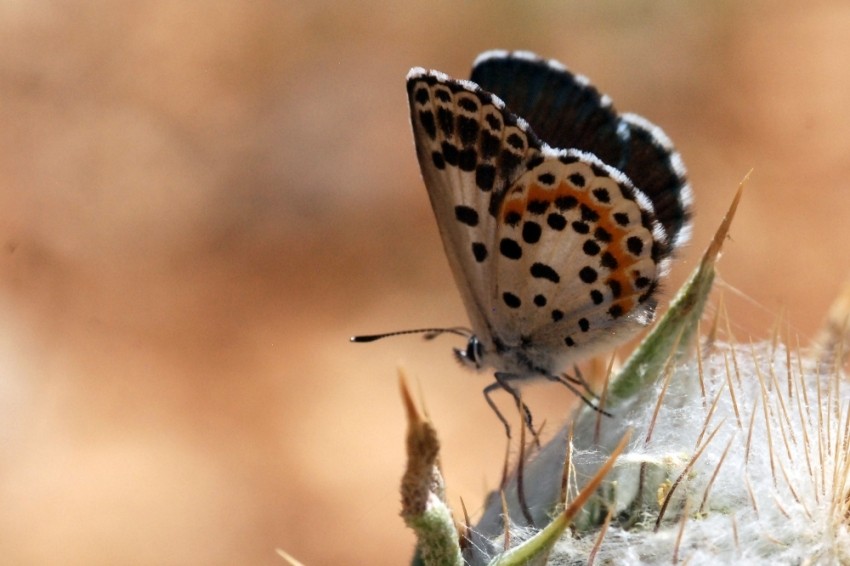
left=505, top=211, right=521, bottom=226
left=432, top=152, right=445, bottom=170
left=441, top=141, right=459, bottom=166
left=503, top=292, right=521, bottom=308
left=594, top=226, right=612, bottom=242
left=526, top=155, right=544, bottom=170
left=437, top=107, right=454, bottom=136
left=506, top=133, right=525, bottom=150
left=419, top=111, right=437, bottom=139
left=527, top=200, right=549, bottom=215
left=627, top=236, right=644, bottom=256
left=480, top=131, right=501, bottom=159
left=571, top=221, right=589, bottom=235
left=458, top=116, right=480, bottom=146
left=547, top=213, right=566, bottom=231
left=579, top=266, right=598, bottom=283
left=583, top=240, right=600, bottom=256
left=414, top=86, right=430, bottom=105
left=458, top=148, right=477, bottom=171
left=472, top=242, right=488, bottom=262
left=592, top=187, right=610, bottom=203
left=600, top=252, right=618, bottom=269
left=475, top=164, right=496, bottom=191
left=497, top=149, right=522, bottom=177
left=458, top=97, right=478, bottom=112
left=555, top=196, right=578, bottom=211
left=455, top=205, right=479, bottom=227
left=530, top=262, right=559, bottom=283
left=538, top=172, right=555, bottom=185
left=522, top=221, right=542, bottom=244
left=568, top=173, right=586, bottom=187
left=580, top=204, right=599, bottom=223
left=500, top=238, right=522, bottom=260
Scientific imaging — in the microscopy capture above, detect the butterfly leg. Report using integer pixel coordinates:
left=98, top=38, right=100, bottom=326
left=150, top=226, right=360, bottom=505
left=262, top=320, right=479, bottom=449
left=483, top=381, right=514, bottom=438
left=544, top=373, right=612, bottom=417
left=563, top=364, right=600, bottom=400
left=484, top=378, right=538, bottom=526
left=483, top=373, right=539, bottom=442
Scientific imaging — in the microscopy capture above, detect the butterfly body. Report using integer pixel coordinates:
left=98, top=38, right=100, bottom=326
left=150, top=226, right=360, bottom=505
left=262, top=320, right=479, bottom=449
left=406, top=51, right=691, bottom=395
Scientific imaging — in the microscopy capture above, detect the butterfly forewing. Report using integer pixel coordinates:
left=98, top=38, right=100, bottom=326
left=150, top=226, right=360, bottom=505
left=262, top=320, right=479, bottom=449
left=406, top=69, right=545, bottom=349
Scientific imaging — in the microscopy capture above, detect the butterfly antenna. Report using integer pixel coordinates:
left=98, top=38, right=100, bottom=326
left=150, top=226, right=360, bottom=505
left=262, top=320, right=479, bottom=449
left=351, top=327, right=472, bottom=343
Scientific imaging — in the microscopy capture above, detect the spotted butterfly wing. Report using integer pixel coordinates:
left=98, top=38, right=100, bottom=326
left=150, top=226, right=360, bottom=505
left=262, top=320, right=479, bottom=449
left=406, top=51, right=691, bottom=381
left=488, top=150, right=667, bottom=375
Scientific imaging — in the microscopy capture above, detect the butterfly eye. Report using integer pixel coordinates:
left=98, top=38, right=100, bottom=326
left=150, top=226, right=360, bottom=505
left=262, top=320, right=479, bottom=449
left=454, top=335, right=484, bottom=369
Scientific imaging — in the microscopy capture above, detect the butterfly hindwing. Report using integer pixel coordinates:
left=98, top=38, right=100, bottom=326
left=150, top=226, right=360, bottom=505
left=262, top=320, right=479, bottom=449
left=489, top=149, right=666, bottom=370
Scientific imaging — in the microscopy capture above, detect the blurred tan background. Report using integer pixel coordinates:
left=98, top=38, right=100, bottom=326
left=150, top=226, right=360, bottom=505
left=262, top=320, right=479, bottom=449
left=2, top=1, right=850, bottom=564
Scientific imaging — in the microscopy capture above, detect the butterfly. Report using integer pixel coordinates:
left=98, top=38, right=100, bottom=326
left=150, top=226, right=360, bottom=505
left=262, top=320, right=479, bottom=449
left=355, top=50, right=692, bottom=434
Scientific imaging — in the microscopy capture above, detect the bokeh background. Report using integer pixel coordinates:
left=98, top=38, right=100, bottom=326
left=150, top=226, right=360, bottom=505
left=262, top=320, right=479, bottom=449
left=2, top=1, right=850, bottom=564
